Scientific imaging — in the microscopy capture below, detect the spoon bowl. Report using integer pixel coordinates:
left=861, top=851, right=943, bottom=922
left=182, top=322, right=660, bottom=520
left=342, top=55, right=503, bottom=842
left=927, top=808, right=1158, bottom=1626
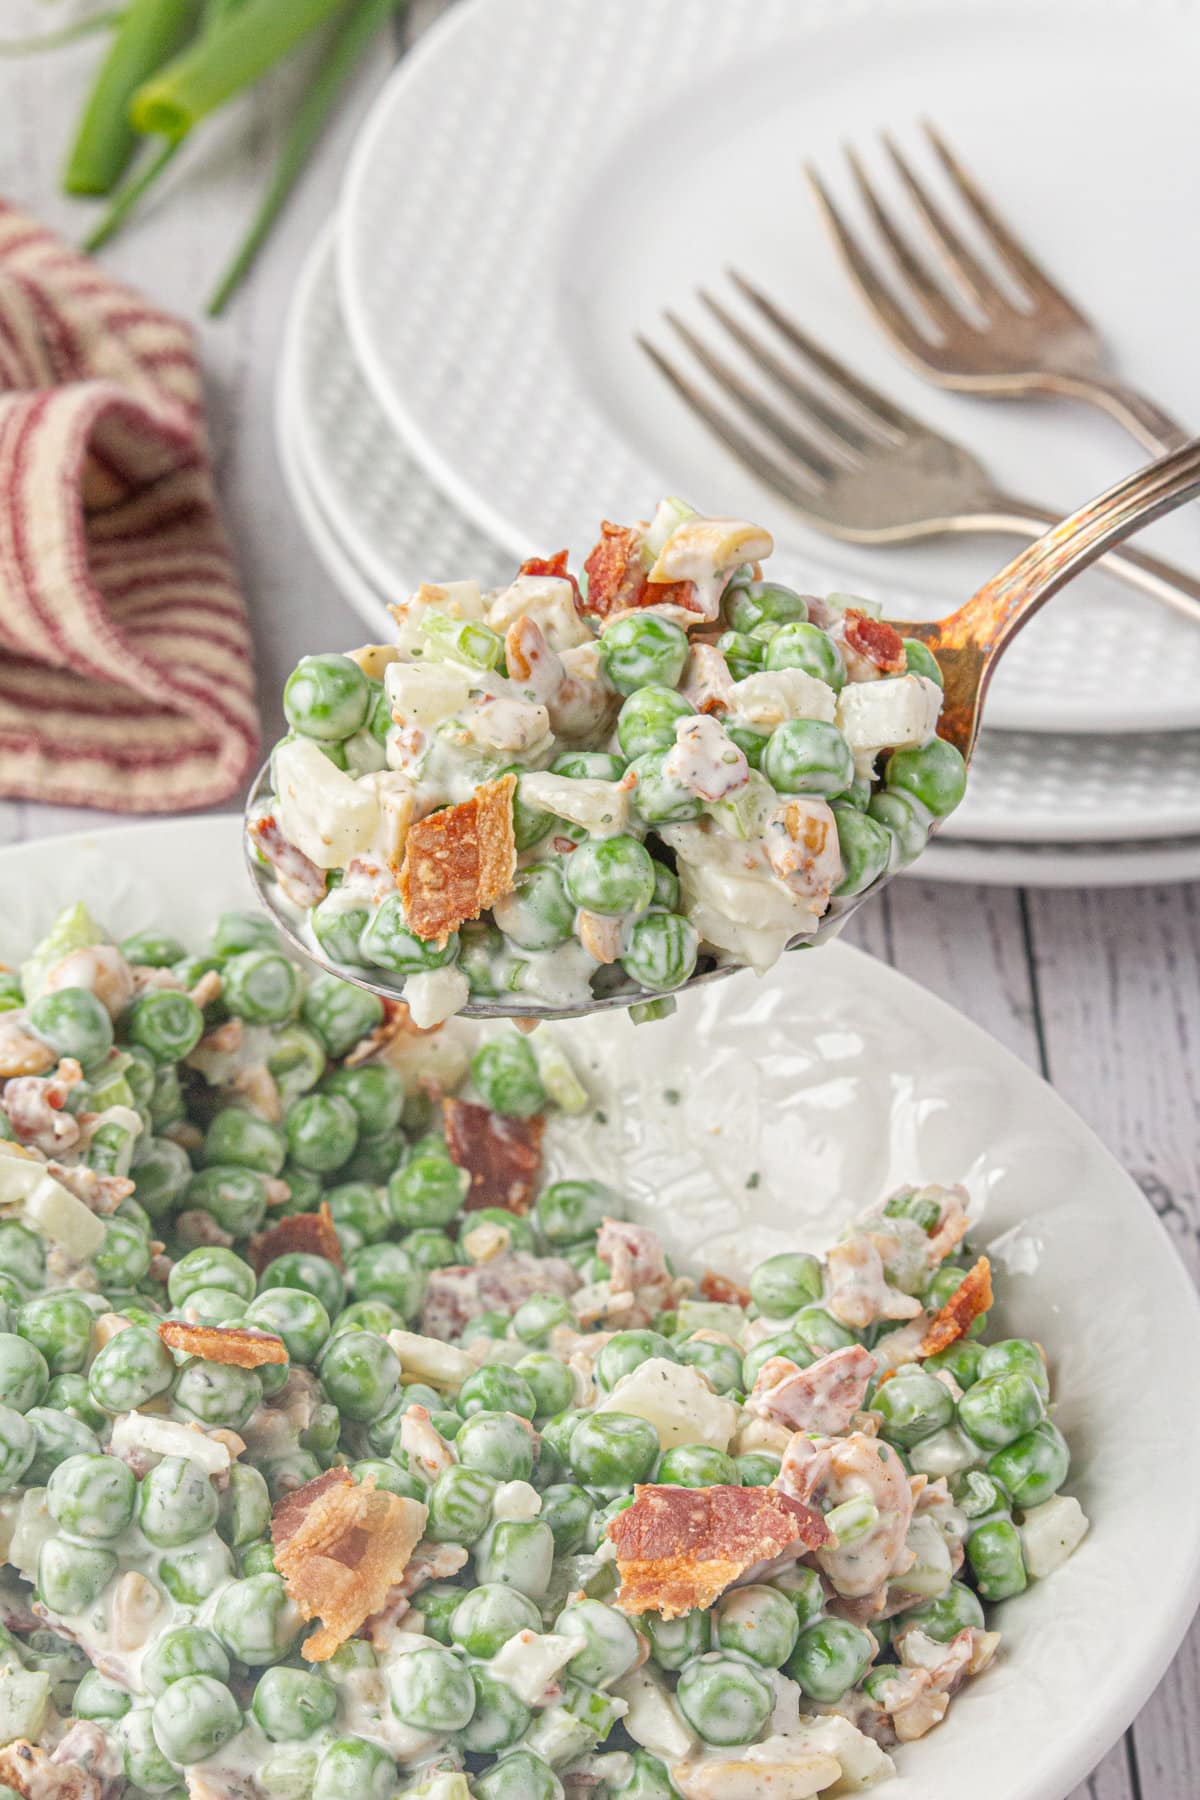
left=246, top=438, right=1200, bottom=1019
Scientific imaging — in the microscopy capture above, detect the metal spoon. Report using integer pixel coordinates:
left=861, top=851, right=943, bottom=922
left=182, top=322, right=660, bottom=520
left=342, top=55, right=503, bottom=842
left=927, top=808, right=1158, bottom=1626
left=246, top=438, right=1200, bottom=1020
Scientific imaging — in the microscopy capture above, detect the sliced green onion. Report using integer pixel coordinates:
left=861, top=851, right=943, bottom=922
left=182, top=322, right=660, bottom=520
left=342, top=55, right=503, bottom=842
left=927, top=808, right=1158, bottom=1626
left=419, top=610, right=503, bottom=673
left=83, top=136, right=179, bottom=250
left=208, top=0, right=406, bottom=315
left=64, top=0, right=204, bottom=196
left=824, top=1497, right=879, bottom=1546
left=131, top=0, right=347, bottom=138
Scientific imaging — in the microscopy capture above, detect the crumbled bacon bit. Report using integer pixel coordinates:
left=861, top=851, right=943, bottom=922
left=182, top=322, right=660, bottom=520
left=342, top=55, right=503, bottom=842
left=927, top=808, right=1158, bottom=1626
left=159, top=1321, right=287, bottom=1369
left=249, top=814, right=327, bottom=908
left=608, top=1483, right=831, bottom=1618
left=399, top=775, right=517, bottom=945
left=249, top=1203, right=342, bottom=1275
left=0, top=1742, right=98, bottom=1800
left=581, top=521, right=699, bottom=620
left=918, top=1257, right=993, bottom=1359
left=271, top=1468, right=427, bottom=1660
left=699, top=1270, right=750, bottom=1307
left=844, top=610, right=907, bottom=674
left=519, top=549, right=583, bottom=610
left=443, top=1097, right=544, bottom=1215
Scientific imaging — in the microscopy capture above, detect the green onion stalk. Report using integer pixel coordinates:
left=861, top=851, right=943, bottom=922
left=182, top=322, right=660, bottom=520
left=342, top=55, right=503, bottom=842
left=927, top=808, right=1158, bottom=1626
left=64, top=0, right=203, bottom=196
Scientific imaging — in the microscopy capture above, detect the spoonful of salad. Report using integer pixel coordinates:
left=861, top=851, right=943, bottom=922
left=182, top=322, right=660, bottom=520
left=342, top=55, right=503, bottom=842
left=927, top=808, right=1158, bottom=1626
left=246, top=441, right=1200, bottom=1024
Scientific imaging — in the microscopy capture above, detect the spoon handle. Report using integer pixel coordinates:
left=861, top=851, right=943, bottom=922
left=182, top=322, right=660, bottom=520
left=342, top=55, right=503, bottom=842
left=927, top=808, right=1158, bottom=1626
left=909, top=438, right=1200, bottom=758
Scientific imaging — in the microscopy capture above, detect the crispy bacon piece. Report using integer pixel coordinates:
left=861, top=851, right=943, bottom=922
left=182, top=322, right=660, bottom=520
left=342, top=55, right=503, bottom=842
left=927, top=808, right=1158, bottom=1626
left=519, top=549, right=583, bottom=610
left=918, top=1257, right=993, bottom=1359
left=443, top=1097, right=544, bottom=1215
left=0, top=1742, right=99, bottom=1800
left=581, top=522, right=699, bottom=621
left=398, top=775, right=517, bottom=945
left=249, top=1202, right=342, bottom=1275
left=249, top=813, right=327, bottom=908
left=159, top=1321, right=287, bottom=1369
left=699, top=1270, right=750, bottom=1307
left=844, top=610, right=907, bottom=674
left=271, top=1468, right=427, bottom=1660
left=750, top=1344, right=878, bottom=1436
left=608, top=1483, right=831, bottom=1619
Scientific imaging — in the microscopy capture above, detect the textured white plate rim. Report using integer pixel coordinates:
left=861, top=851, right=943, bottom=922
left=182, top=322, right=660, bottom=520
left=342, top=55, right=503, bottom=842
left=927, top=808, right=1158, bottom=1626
left=917, top=834, right=1200, bottom=887
left=3, top=813, right=1198, bottom=1800
left=335, top=0, right=1200, bottom=739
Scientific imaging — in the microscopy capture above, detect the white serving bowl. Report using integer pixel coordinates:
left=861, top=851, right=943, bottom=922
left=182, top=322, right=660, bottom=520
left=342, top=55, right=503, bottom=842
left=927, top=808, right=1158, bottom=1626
left=1, top=816, right=1196, bottom=1800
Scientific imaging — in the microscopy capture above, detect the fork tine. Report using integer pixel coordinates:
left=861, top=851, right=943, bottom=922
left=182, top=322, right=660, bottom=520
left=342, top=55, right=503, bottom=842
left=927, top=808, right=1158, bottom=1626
left=636, top=334, right=826, bottom=500
left=727, top=265, right=924, bottom=438
left=881, top=133, right=1009, bottom=316
left=844, top=145, right=972, bottom=338
left=921, top=120, right=1089, bottom=321
left=802, top=166, right=946, bottom=368
left=662, top=310, right=840, bottom=482
left=696, top=288, right=878, bottom=457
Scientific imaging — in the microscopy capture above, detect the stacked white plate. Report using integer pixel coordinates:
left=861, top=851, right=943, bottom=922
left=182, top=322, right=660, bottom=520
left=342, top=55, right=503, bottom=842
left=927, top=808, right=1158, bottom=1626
left=277, top=0, right=1200, bottom=887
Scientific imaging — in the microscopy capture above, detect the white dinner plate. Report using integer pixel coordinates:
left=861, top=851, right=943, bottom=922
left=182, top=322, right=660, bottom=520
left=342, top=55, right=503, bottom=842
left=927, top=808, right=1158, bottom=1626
left=2, top=814, right=1198, bottom=1800
left=278, top=231, right=1200, bottom=861
left=918, top=834, right=1200, bottom=888
left=339, top=0, right=1200, bottom=735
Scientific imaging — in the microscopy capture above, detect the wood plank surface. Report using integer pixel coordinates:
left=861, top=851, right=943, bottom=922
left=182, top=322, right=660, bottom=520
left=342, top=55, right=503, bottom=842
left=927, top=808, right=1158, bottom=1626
left=0, top=4, right=1195, bottom=1794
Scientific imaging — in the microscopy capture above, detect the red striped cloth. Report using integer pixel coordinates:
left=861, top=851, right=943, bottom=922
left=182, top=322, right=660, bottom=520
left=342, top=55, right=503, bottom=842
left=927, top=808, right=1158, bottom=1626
left=0, top=203, right=260, bottom=812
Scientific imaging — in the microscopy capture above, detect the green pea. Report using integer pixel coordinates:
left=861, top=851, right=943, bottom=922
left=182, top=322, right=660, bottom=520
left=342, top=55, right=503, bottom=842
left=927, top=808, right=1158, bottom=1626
left=0, top=1223, right=44, bottom=1292
left=902, top=638, right=944, bottom=687
left=38, top=1536, right=116, bottom=1614
left=126, top=990, right=205, bottom=1063
left=726, top=579, right=810, bottom=633
left=749, top=1252, right=824, bottom=1317
left=387, top=1645, right=475, bottom=1732
left=537, top=1178, right=618, bottom=1245
left=716, top=1584, right=800, bottom=1668
left=569, top=1412, right=659, bottom=1488
left=474, top=1518, right=554, bottom=1598
left=923, top=1338, right=985, bottom=1390
left=143, top=1626, right=230, bottom=1695
left=449, top=1582, right=541, bottom=1658
left=120, top=929, right=187, bottom=968
left=138, top=1455, right=219, bottom=1546
left=515, top=1350, right=575, bottom=1419
left=612, top=689, right=690, bottom=763
left=118, top=1706, right=180, bottom=1792
left=282, top=1092, right=358, bottom=1175
left=212, top=910, right=282, bottom=957
left=204, top=1108, right=287, bottom=1178
left=676, top=1654, right=773, bottom=1746
left=557, top=1597, right=641, bottom=1687
left=88, top=1325, right=174, bottom=1413
left=621, top=910, right=699, bottom=992
left=470, top=1033, right=547, bottom=1119
left=184, top=1165, right=268, bottom=1240
left=347, top=1243, right=420, bottom=1318
left=741, top=1333, right=813, bottom=1389
left=221, top=949, right=303, bottom=1026
left=301, top=974, right=383, bottom=1060
left=213, top=1572, right=301, bottom=1666
left=457, top=1664, right=532, bottom=1754
left=27, top=986, right=114, bottom=1074
left=626, top=749, right=702, bottom=827
left=320, top=1067, right=404, bottom=1142
left=958, top=1370, right=1045, bottom=1451
left=360, top=898, right=460, bottom=978
left=23, top=1406, right=99, bottom=1484
left=656, top=1444, right=739, bottom=1488
left=457, top=1363, right=537, bottom=1421
left=129, top=1134, right=193, bottom=1219
left=867, top=788, right=931, bottom=866
left=786, top=1617, right=874, bottom=1702
left=74, top=1668, right=133, bottom=1721
left=43, top=1374, right=106, bottom=1434
left=387, top=1155, right=468, bottom=1230
left=763, top=718, right=853, bottom=797
left=152, top=1674, right=241, bottom=1766
left=17, top=1294, right=93, bottom=1376
left=735, top=1451, right=781, bottom=1487
left=538, top=1482, right=592, bottom=1554
left=600, top=614, right=689, bottom=695
left=426, top=1464, right=496, bottom=1544
left=638, top=1608, right=709, bottom=1672
left=967, top=1516, right=1028, bottom=1601
left=175, top=1359, right=262, bottom=1431
left=244, top=1287, right=330, bottom=1364
left=322, top=1182, right=388, bottom=1251
left=158, top=1536, right=234, bottom=1605
left=217, top=1462, right=271, bottom=1549
left=596, top=1330, right=677, bottom=1393
left=284, top=653, right=369, bottom=740
left=169, top=1245, right=256, bottom=1307
left=0, top=1404, right=34, bottom=1487
left=313, top=1738, right=395, bottom=1800
left=510, top=1294, right=572, bottom=1345
left=899, top=1580, right=985, bottom=1645
left=565, top=835, right=656, bottom=917
left=253, top=1665, right=338, bottom=1741
left=978, top=1338, right=1050, bottom=1400
left=987, top=1419, right=1070, bottom=1509
left=473, top=1749, right=560, bottom=1800
left=493, top=863, right=577, bottom=951
left=875, top=1369, right=955, bottom=1447
left=716, top=629, right=764, bottom=682
left=831, top=800, right=892, bottom=897
left=92, top=1216, right=152, bottom=1288
left=793, top=1304, right=858, bottom=1355
left=456, top=1410, right=535, bottom=1483
left=886, top=736, right=967, bottom=818
left=260, top=1252, right=345, bottom=1319
left=318, top=1331, right=400, bottom=1422
left=761, top=620, right=843, bottom=688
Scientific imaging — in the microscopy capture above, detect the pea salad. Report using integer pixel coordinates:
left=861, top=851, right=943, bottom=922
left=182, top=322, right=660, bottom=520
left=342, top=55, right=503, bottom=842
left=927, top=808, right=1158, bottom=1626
left=0, top=901, right=1084, bottom=1800
left=250, top=499, right=965, bottom=1025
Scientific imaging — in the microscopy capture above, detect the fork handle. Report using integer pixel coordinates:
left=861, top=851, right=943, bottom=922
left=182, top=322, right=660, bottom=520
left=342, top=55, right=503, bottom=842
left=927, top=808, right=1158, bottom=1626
left=978, top=488, right=1200, bottom=627
left=1051, top=375, right=1192, bottom=458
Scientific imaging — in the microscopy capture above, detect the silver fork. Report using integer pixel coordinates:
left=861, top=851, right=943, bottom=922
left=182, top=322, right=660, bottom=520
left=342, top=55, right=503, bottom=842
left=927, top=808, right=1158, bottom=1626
left=637, top=271, right=1200, bottom=626
left=806, top=121, right=1189, bottom=456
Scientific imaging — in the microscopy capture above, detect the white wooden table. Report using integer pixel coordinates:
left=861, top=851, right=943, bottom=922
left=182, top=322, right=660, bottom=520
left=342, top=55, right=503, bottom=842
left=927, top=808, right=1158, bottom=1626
left=0, top=5, right=1196, bottom=1794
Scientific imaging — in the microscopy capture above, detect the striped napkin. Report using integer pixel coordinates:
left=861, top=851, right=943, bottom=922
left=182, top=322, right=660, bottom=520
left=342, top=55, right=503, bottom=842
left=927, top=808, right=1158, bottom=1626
left=0, top=203, right=260, bottom=812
